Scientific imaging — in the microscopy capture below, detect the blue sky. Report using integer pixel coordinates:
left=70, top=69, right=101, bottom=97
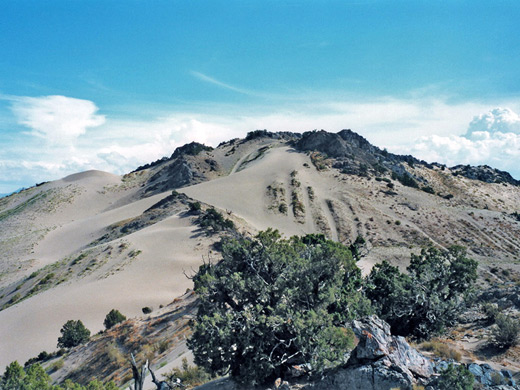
left=1, top=0, right=520, bottom=193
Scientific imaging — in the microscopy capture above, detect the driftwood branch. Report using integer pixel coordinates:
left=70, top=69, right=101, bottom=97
left=129, top=353, right=147, bottom=390
left=129, top=354, right=175, bottom=390
left=147, top=361, right=174, bottom=389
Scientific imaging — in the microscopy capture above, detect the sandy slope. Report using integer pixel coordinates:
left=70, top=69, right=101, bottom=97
left=181, top=146, right=329, bottom=237
left=0, top=170, right=144, bottom=284
left=0, top=213, right=208, bottom=369
left=0, top=146, right=343, bottom=370
left=28, top=190, right=172, bottom=269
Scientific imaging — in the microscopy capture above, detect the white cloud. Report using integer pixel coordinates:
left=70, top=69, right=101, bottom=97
left=190, top=71, right=256, bottom=96
left=407, top=107, right=520, bottom=178
left=465, top=107, right=520, bottom=138
left=11, top=95, right=105, bottom=145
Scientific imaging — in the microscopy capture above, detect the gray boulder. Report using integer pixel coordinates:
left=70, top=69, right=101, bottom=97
left=467, top=363, right=517, bottom=388
left=306, top=316, right=434, bottom=390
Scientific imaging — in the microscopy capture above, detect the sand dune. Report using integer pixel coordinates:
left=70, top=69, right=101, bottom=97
left=61, top=170, right=121, bottom=183
left=181, top=146, right=333, bottom=237
left=0, top=213, right=208, bottom=369
left=29, top=191, right=171, bottom=269
left=0, top=146, right=336, bottom=368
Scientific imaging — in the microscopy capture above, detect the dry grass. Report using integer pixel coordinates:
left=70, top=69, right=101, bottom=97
left=419, top=340, right=462, bottom=361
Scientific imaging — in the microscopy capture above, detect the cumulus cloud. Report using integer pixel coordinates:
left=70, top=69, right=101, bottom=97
left=407, top=107, right=520, bottom=178
left=465, top=107, right=520, bottom=137
left=11, top=95, right=105, bottom=144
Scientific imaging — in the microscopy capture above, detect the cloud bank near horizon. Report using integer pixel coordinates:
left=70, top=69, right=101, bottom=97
left=407, top=107, right=520, bottom=176
left=1, top=94, right=520, bottom=193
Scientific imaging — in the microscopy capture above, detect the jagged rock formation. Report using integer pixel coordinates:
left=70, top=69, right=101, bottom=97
left=451, top=164, right=520, bottom=186
left=308, top=316, right=433, bottom=390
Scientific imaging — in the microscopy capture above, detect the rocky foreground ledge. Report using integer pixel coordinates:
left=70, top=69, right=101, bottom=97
left=194, top=316, right=518, bottom=390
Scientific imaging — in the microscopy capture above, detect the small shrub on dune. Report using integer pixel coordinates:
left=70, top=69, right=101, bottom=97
left=57, top=320, right=91, bottom=349
left=492, top=313, right=520, bottom=349
left=103, top=309, right=126, bottom=330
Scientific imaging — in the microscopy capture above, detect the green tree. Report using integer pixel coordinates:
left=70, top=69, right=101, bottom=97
left=57, top=320, right=91, bottom=349
left=2, top=361, right=25, bottom=389
left=188, top=229, right=371, bottom=385
left=434, top=363, right=474, bottom=390
left=61, top=380, right=85, bottom=390
left=492, top=313, right=520, bottom=348
left=1, top=362, right=117, bottom=390
left=23, top=363, right=54, bottom=390
left=366, top=246, right=477, bottom=339
left=103, top=309, right=126, bottom=330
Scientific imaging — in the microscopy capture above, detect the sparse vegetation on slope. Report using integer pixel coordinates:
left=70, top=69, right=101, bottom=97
left=196, top=208, right=235, bottom=235
left=492, top=313, right=520, bottom=349
left=163, top=357, right=211, bottom=388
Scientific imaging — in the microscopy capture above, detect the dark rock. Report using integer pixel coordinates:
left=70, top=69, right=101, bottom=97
left=171, top=141, right=213, bottom=159
left=450, top=164, right=520, bottom=186
left=295, top=129, right=380, bottom=159
left=479, top=286, right=520, bottom=310
left=145, top=157, right=197, bottom=194
left=304, top=316, right=433, bottom=390
left=307, top=364, right=412, bottom=390
left=245, top=130, right=300, bottom=141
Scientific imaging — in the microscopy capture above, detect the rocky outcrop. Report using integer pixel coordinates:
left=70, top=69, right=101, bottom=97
left=295, top=130, right=359, bottom=158
left=170, top=141, right=214, bottom=159
left=307, top=316, right=433, bottom=390
left=451, top=164, right=520, bottom=186
left=467, top=363, right=516, bottom=388
left=294, top=129, right=520, bottom=188
left=293, top=129, right=426, bottom=180
left=244, top=130, right=300, bottom=142
left=479, top=285, right=520, bottom=310
left=145, top=157, right=198, bottom=194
